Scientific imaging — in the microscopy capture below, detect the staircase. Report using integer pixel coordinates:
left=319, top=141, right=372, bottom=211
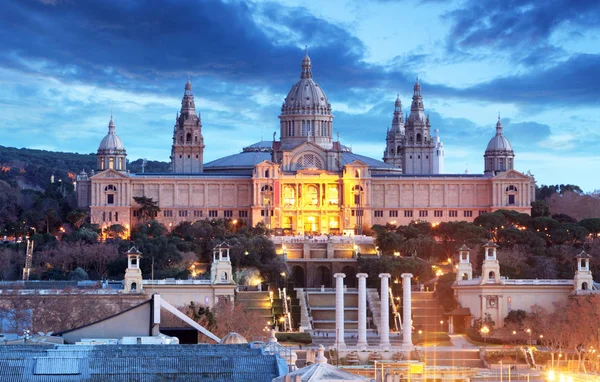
left=410, top=292, right=447, bottom=333
left=366, top=288, right=381, bottom=332
left=306, top=289, right=360, bottom=331
left=295, top=288, right=312, bottom=332
left=421, top=349, right=484, bottom=368
left=236, top=291, right=272, bottom=326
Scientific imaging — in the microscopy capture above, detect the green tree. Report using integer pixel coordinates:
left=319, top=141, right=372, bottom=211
left=69, top=267, right=89, bottom=281
left=66, top=209, right=89, bottom=229
left=531, top=200, right=550, bottom=217
left=133, top=196, right=160, bottom=221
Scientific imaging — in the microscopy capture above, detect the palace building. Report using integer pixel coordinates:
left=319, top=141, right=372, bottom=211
left=77, top=51, right=535, bottom=236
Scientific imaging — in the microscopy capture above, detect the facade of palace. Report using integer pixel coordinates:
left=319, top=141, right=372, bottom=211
left=77, top=52, right=535, bottom=237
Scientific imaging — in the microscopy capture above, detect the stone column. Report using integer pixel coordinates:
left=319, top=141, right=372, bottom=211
left=334, top=273, right=346, bottom=348
left=379, top=273, right=391, bottom=349
left=357, top=273, right=369, bottom=349
left=402, top=273, right=413, bottom=349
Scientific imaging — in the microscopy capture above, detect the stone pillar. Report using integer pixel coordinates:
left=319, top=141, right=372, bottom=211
left=379, top=273, right=391, bottom=349
left=357, top=273, right=369, bottom=349
left=334, top=273, right=346, bottom=348
left=402, top=273, right=413, bottom=349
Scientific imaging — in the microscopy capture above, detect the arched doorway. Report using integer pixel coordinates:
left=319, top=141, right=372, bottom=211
left=582, top=282, right=588, bottom=290
left=131, top=282, right=137, bottom=291
left=315, top=266, right=332, bottom=288
left=292, top=266, right=305, bottom=288
left=342, top=266, right=357, bottom=288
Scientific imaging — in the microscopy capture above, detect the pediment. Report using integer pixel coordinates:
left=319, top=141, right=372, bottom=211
left=91, top=169, right=131, bottom=179
left=491, top=169, right=531, bottom=180
left=344, top=159, right=369, bottom=168
left=289, top=141, right=327, bottom=156
left=256, top=160, right=277, bottom=167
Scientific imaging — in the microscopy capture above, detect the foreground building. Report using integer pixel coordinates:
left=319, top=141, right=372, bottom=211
left=451, top=244, right=597, bottom=331
left=77, top=51, right=535, bottom=236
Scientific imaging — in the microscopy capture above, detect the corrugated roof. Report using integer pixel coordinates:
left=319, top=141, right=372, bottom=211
left=0, top=344, right=284, bottom=381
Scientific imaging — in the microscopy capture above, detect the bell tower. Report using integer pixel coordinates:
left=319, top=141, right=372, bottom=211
left=480, top=241, right=502, bottom=284
left=170, top=78, right=205, bottom=173
left=383, top=95, right=405, bottom=168
left=574, top=250, right=594, bottom=292
left=402, top=78, right=439, bottom=174
left=456, top=245, right=473, bottom=282
left=124, top=246, right=143, bottom=292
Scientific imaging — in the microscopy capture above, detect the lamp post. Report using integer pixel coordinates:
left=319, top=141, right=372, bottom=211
left=526, top=328, right=532, bottom=347
left=480, top=325, right=490, bottom=347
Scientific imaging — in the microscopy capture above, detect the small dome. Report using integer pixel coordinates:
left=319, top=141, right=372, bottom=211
left=220, top=332, right=248, bottom=345
left=98, top=116, right=126, bottom=154
left=485, top=118, right=513, bottom=152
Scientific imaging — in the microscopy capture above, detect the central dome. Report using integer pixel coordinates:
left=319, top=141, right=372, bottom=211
left=281, top=51, right=331, bottom=116
left=485, top=118, right=513, bottom=152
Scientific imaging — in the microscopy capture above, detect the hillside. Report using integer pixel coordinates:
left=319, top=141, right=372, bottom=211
left=0, top=146, right=169, bottom=189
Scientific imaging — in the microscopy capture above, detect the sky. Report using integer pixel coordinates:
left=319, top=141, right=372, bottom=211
left=0, top=0, right=599, bottom=191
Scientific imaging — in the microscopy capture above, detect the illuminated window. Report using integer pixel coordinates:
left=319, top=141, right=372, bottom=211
left=305, top=185, right=319, bottom=206
left=109, top=157, right=114, bottom=169
left=327, top=186, right=339, bottom=205
left=283, top=186, right=296, bottom=207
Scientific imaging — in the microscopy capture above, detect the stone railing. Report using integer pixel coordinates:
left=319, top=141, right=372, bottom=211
left=295, top=288, right=312, bottom=332
left=366, top=288, right=381, bottom=331
left=143, top=279, right=212, bottom=285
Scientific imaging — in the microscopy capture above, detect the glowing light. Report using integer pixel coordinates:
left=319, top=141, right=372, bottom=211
left=393, top=251, right=400, bottom=257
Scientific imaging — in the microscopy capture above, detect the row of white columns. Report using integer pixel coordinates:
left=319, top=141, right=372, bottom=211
left=333, top=272, right=413, bottom=350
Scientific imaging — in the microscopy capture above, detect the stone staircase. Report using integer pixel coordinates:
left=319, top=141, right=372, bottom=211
left=236, top=291, right=272, bottom=326
left=306, top=289, right=360, bottom=331
left=421, top=349, right=484, bottom=368
left=410, top=292, right=447, bottom=333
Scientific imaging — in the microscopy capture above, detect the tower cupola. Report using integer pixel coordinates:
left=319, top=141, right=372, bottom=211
left=97, top=115, right=127, bottom=172
left=484, top=115, right=515, bottom=175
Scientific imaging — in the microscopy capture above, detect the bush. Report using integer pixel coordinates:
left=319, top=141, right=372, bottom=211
left=275, top=332, right=312, bottom=344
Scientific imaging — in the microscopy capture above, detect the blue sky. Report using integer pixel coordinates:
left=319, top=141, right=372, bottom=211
left=0, top=0, right=599, bottom=191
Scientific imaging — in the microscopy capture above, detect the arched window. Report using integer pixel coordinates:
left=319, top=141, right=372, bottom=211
left=119, top=158, right=124, bottom=170
left=327, top=186, right=339, bottom=205
left=396, top=145, right=401, bottom=153
left=195, top=136, right=198, bottom=143
left=265, top=169, right=270, bottom=178
left=131, top=282, right=137, bottom=291
left=582, top=282, right=589, bottom=290
left=295, top=154, right=323, bottom=170
left=186, top=133, right=192, bottom=143
left=305, top=185, right=319, bottom=206
left=488, top=271, right=495, bottom=281
left=221, top=272, right=228, bottom=281
left=506, top=185, right=518, bottom=192
left=283, top=186, right=295, bottom=206
left=416, top=133, right=422, bottom=143
left=355, top=170, right=360, bottom=178
left=109, top=157, right=115, bottom=169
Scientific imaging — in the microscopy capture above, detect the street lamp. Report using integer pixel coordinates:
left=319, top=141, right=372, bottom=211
left=526, top=328, right=532, bottom=347
left=480, top=325, right=490, bottom=347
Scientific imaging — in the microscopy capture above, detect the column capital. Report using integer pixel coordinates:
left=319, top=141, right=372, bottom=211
left=401, top=273, right=413, bottom=279
left=356, top=273, right=369, bottom=278
left=379, top=273, right=391, bottom=279
left=334, top=273, right=346, bottom=279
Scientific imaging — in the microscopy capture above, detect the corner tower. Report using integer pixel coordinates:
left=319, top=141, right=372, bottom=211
left=170, top=78, right=205, bottom=173
left=383, top=95, right=405, bottom=168
left=278, top=49, right=333, bottom=151
left=402, top=79, right=440, bottom=174
left=97, top=115, right=127, bottom=172
left=484, top=116, right=514, bottom=175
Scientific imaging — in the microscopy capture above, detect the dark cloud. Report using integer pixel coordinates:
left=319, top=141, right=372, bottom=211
left=443, top=0, right=600, bottom=66
left=430, top=54, right=600, bottom=106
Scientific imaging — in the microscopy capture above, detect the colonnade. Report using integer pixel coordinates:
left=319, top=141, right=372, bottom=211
left=332, top=272, right=413, bottom=350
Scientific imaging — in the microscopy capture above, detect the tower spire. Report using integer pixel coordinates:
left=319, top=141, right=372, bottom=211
left=496, top=114, right=503, bottom=135
left=301, top=46, right=312, bottom=79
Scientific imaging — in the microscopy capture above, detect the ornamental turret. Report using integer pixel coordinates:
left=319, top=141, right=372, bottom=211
left=279, top=49, right=334, bottom=151
left=383, top=95, right=405, bottom=168
left=401, top=78, right=441, bottom=174
left=97, top=115, right=127, bottom=172
left=170, top=78, right=205, bottom=173
left=484, top=115, right=514, bottom=175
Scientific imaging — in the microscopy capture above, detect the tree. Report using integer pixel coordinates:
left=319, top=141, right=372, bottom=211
left=104, top=224, right=126, bottom=239
left=66, top=209, right=89, bottom=229
left=504, top=309, right=527, bottom=328
left=531, top=200, right=550, bottom=217
left=133, top=196, right=160, bottom=221
left=69, top=267, right=89, bottom=280
left=579, top=218, right=600, bottom=237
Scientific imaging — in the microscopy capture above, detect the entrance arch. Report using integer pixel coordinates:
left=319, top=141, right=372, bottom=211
left=341, top=266, right=357, bottom=288
left=292, top=266, right=305, bottom=288
left=315, top=266, right=332, bottom=288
